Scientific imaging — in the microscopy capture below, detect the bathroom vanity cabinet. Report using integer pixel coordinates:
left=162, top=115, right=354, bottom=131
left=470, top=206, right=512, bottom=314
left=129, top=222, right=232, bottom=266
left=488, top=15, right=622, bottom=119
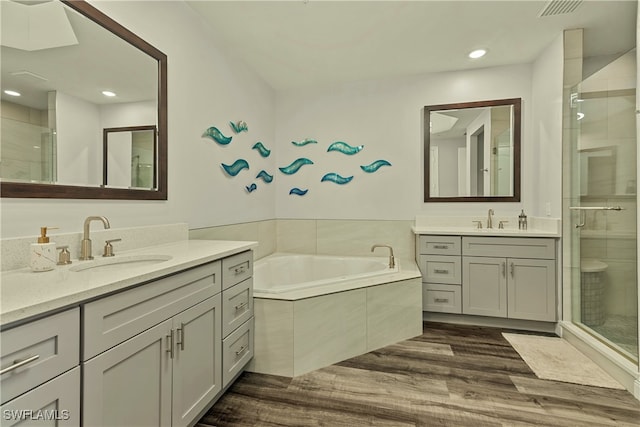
left=417, top=235, right=557, bottom=322
left=0, top=244, right=254, bottom=427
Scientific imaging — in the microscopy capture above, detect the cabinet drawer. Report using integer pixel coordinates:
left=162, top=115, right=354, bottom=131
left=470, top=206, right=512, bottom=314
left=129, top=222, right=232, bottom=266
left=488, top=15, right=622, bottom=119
left=418, top=255, right=461, bottom=284
left=222, top=278, right=253, bottom=337
left=0, top=308, right=79, bottom=405
left=83, top=261, right=221, bottom=360
left=462, top=237, right=555, bottom=259
left=423, top=284, right=462, bottom=314
left=222, top=251, right=253, bottom=290
left=0, top=366, right=80, bottom=426
left=222, top=317, right=253, bottom=387
left=417, top=235, right=461, bottom=255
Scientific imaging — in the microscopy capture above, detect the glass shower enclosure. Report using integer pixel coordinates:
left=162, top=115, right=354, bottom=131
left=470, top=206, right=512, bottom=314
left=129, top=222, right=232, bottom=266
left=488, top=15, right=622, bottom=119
left=568, top=49, right=638, bottom=362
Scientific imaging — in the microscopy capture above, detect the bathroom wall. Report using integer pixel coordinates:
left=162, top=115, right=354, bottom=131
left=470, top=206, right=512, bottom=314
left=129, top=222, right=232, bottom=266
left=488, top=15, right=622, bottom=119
left=1, top=0, right=565, bottom=245
left=1, top=0, right=277, bottom=239
left=274, top=58, right=563, bottom=221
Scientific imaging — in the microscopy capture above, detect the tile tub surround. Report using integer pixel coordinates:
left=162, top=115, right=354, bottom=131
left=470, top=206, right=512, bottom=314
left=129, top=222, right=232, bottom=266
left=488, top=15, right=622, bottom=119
left=190, top=219, right=416, bottom=261
left=2, top=223, right=190, bottom=272
left=413, top=215, right=561, bottom=237
left=248, top=258, right=423, bottom=377
left=0, top=239, right=257, bottom=327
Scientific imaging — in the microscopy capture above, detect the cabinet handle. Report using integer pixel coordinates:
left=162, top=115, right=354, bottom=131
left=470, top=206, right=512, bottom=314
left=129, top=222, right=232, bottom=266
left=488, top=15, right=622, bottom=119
left=0, top=354, right=40, bottom=375
left=166, top=330, right=174, bottom=359
left=433, top=245, right=449, bottom=249
left=502, top=262, right=506, bottom=278
left=176, top=323, right=185, bottom=351
left=434, top=298, right=449, bottom=303
left=234, top=265, right=246, bottom=275
left=235, top=345, right=247, bottom=356
left=235, top=301, right=247, bottom=311
left=510, top=262, right=515, bottom=278
left=433, top=269, right=449, bottom=274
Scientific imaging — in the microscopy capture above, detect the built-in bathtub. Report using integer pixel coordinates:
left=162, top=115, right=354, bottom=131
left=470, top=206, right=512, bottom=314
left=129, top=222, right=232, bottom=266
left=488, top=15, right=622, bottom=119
left=247, top=253, right=423, bottom=377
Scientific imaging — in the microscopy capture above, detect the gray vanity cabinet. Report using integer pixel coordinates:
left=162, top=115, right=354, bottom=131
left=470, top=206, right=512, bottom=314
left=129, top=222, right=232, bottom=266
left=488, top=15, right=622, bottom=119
left=462, top=237, right=557, bottom=322
left=82, top=262, right=224, bottom=427
left=417, top=235, right=557, bottom=322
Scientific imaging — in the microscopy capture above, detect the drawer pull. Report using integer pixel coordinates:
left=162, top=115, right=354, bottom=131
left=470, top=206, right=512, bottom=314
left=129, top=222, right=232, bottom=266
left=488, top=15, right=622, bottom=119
left=433, top=269, right=450, bottom=274
left=235, top=345, right=247, bottom=356
left=234, top=301, right=247, bottom=311
left=233, top=265, right=246, bottom=275
left=166, top=330, right=174, bottom=359
left=434, top=298, right=450, bottom=303
left=433, top=245, right=449, bottom=249
left=176, top=323, right=185, bottom=351
left=0, top=354, right=40, bottom=375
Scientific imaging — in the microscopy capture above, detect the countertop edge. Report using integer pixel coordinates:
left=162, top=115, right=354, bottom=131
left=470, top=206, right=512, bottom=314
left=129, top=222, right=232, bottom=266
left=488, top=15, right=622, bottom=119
left=1, top=240, right=258, bottom=328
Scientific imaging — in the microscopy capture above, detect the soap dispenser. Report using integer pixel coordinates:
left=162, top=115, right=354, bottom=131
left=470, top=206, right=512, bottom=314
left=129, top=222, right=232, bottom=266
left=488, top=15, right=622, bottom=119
left=30, top=227, right=57, bottom=272
left=518, top=210, right=528, bottom=230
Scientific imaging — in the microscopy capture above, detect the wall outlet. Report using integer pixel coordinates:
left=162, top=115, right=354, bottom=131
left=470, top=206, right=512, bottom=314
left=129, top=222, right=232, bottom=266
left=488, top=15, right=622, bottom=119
left=545, top=202, right=551, bottom=216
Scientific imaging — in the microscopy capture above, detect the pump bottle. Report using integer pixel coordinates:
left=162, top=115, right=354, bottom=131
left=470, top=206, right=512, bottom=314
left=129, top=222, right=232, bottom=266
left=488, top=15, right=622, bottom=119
left=30, top=227, right=57, bottom=272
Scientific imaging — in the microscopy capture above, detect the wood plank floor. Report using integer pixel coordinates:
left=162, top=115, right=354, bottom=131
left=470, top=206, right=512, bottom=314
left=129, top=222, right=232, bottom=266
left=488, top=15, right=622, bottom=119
left=197, top=322, right=640, bottom=426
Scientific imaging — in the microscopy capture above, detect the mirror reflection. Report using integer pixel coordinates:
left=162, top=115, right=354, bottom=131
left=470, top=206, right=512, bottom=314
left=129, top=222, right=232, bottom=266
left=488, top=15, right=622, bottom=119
left=0, top=0, right=167, bottom=199
left=104, top=126, right=157, bottom=189
left=424, top=98, right=521, bottom=202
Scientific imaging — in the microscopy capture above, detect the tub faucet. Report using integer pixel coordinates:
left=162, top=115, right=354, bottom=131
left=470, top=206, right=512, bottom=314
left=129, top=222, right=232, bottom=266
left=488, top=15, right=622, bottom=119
left=80, top=216, right=111, bottom=260
left=371, top=244, right=395, bottom=269
left=487, top=209, right=495, bottom=229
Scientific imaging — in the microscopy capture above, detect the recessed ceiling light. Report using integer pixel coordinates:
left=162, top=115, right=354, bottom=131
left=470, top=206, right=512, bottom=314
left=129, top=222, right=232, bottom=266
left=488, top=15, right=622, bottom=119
left=102, top=90, right=116, bottom=97
left=468, top=49, right=487, bottom=59
left=4, top=90, right=21, bottom=96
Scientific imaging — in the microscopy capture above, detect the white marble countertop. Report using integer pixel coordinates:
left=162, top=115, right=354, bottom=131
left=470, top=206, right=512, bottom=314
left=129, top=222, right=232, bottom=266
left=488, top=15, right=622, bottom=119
left=0, top=239, right=257, bottom=327
left=411, top=226, right=561, bottom=238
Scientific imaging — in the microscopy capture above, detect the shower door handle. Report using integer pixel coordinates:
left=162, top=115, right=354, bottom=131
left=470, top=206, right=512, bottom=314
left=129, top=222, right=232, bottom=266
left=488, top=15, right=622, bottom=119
left=568, top=206, right=625, bottom=228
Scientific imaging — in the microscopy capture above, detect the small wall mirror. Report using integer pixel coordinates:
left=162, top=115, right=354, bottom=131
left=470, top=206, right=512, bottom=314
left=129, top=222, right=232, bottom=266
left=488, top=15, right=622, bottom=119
left=103, top=126, right=157, bottom=189
left=424, top=98, right=521, bottom=202
left=0, top=0, right=167, bottom=199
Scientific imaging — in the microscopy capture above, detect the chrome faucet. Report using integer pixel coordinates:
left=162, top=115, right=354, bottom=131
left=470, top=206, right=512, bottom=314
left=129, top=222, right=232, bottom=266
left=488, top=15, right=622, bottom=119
left=80, top=216, right=111, bottom=260
left=487, top=209, right=495, bottom=229
left=371, top=244, right=395, bottom=269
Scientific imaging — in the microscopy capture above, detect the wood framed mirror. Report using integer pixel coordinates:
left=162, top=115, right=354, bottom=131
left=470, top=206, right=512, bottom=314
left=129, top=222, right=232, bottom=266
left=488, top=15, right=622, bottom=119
left=424, top=98, right=521, bottom=202
left=0, top=0, right=167, bottom=200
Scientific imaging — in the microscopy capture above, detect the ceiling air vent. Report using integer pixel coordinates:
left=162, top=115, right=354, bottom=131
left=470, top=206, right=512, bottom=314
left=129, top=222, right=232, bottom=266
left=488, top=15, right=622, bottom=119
left=539, top=0, right=583, bottom=17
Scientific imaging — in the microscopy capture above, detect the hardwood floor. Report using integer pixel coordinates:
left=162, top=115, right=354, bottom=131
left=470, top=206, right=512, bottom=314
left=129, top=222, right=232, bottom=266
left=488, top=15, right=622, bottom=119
left=198, top=322, right=640, bottom=426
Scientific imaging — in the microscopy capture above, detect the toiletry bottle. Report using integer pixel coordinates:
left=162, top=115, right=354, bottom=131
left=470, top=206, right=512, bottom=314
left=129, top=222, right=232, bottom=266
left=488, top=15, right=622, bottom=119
left=518, top=210, right=527, bottom=230
left=30, top=227, right=57, bottom=272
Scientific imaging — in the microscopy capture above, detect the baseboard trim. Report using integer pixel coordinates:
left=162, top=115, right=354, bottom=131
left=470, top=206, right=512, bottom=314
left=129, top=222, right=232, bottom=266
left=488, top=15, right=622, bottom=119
left=560, top=321, right=639, bottom=400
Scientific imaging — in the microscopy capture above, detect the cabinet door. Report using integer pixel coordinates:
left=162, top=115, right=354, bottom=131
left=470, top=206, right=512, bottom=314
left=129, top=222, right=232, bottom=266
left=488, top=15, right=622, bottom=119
left=462, top=256, right=507, bottom=317
left=172, top=295, right=222, bottom=427
left=507, top=258, right=556, bottom=321
left=83, top=320, right=172, bottom=427
left=0, top=367, right=80, bottom=427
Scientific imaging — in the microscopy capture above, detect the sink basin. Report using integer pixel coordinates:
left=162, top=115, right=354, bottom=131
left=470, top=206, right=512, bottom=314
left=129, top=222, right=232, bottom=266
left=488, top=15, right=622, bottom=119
left=70, top=254, right=173, bottom=272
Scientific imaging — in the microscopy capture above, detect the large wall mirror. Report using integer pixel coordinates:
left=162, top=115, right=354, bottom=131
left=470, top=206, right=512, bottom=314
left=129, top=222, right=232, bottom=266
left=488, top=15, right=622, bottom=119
left=0, top=0, right=167, bottom=199
left=424, top=98, right=521, bottom=202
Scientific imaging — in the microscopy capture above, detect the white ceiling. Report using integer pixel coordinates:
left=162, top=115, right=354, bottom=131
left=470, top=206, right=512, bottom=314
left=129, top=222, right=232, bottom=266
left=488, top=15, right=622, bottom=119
left=186, top=0, right=638, bottom=91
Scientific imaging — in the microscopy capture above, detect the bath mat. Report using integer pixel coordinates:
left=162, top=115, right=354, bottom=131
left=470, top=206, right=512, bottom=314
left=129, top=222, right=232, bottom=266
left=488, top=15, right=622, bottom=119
left=503, top=333, right=625, bottom=389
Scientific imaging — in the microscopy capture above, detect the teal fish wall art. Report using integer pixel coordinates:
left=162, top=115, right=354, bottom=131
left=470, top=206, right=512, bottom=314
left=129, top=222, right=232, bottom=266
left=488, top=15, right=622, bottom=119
left=321, top=173, right=353, bottom=185
left=230, top=121, right=248, bottom=133
left=360, top=160, right=392, bottom=173
left=256, top=170, right=273, bottom=183
left=327, top=141, right=363, bottom=155
left=291, top=139, right=318, bottom=147
left=289, top=188, right=308, bottom=196
left=252, top=142, right=271, bottom=158
left=279, top=158, right=314, bottom=175
left=245, top=183, right=257, bottom=193
left=203, top=126, right=232, bottom=145
left=221, top=159, right=249, bottom=176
